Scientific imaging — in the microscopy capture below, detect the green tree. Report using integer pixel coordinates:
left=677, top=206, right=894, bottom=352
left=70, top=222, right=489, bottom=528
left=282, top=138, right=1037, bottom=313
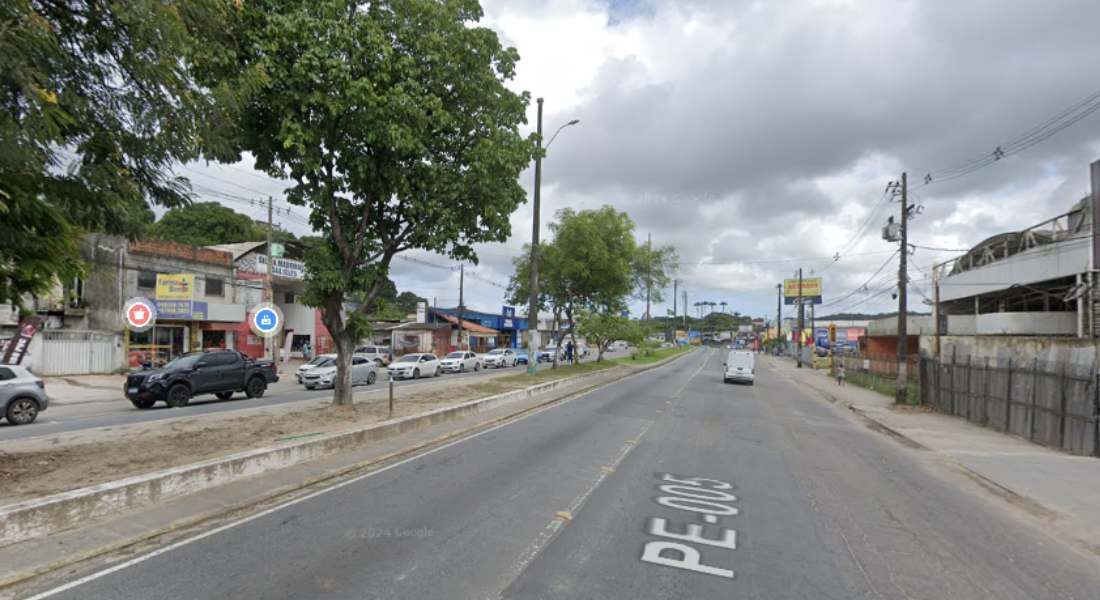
left=0, top=0, right=257, bottom=305
left=234, top=0, right=534, bottom=405
left=632, top=239, right=678, bottom=321
left=575, top=311, right=630, bottom=362
left=507, top=242, right=570, bottom=367
left=394, top=291, right=428, bottom=316
left=148, top=202, right=264, bottom=246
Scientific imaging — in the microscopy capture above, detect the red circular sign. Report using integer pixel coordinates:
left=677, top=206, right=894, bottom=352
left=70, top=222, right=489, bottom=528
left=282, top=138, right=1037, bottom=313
left=127, top=302, right=153, bottom=328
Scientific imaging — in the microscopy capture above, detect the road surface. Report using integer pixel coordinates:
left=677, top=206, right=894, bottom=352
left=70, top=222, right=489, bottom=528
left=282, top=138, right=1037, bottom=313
left=1, top=352, right=619, bottom=442
left=24, top=348, right=1100, bottom=599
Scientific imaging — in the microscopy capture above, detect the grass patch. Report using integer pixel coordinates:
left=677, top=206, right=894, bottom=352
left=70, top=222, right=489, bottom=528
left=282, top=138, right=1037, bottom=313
left=493, top=360, right=617, bottom=387
left=610, top=345, right=693, bottom=366
left=845, top=370, right=919, bottom=405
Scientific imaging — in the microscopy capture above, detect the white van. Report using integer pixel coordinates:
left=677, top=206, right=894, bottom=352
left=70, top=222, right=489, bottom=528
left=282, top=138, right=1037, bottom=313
left=723, top=351, right=755, bottom=385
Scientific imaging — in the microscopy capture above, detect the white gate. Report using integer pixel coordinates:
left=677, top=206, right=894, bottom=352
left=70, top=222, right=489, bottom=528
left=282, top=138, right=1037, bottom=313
left=35, top=330, right=121, bottom=375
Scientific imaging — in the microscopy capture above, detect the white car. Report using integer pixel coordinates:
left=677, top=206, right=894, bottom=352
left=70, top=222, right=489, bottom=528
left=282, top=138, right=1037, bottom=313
left=387, top=353, right=441, bottom=379
left=296, top=353, right=336, bottom=383
left=723, top=350, right=755, bottom=385
left=439, top=351, right=480, bottom=373
left=483, top=348, right=518, bottom=368
left=302, top=355, right=378, bottom=389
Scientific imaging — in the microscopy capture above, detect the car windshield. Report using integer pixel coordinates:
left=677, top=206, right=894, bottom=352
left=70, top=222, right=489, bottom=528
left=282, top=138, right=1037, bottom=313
left=446, top=352, right=465, bottom=359
left=161, top=354, right=202, bottom=370
left=397, top=355, right=419, bottom=363
left=487, top=349, right=504, bottom=355
left=306, top=356, right=329, bottom=366
left=314, top=358, right=335, bottom=368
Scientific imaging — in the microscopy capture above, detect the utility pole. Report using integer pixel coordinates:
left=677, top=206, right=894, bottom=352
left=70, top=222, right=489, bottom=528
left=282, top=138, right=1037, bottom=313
left=796, top=267, right=804, bottom=368
left=776, top=283, right=782, bottom=354
left=526, top=98, right=544, bottom=375
left=896, top=171, right=910, bottom=404
left=266, top=196, right=275, bottom=363
left=457, top=264, right=465, bottom=351
left=645, top=232, right=652, bottom=323
left=672, top=278, right=678, bottom=342
left=682, top=290, right=687, bottom=330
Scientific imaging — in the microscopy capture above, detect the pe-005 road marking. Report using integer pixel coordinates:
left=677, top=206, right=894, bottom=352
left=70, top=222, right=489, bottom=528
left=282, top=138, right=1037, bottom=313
left=640, top=473, right=739, bottom=579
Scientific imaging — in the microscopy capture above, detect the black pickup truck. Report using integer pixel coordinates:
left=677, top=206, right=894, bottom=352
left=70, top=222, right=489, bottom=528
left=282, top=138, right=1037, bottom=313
left=124, top=350, right=279, bottom=409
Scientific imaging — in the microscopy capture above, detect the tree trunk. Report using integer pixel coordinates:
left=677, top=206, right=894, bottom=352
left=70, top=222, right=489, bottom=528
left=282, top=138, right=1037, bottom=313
left=551, top=307, right=561, bottom=369
left=322, top=296, right=356, bottom=407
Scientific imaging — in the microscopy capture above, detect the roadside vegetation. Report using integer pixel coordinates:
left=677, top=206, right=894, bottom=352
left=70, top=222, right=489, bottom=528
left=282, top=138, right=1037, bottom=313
left=613, top=344, right=692, bottom=366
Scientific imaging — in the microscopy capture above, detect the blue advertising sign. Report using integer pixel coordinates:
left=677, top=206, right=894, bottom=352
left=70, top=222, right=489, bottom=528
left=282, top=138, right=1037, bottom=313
left=502, top=306, right=516, bottom=318
left=153, top=300, right=208, bottom=320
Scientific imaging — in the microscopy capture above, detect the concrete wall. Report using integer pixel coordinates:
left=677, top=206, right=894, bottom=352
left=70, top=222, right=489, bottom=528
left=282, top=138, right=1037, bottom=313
left=920, top=334, right=1098, bottom=369
left=974, top=312, right=1076, bottom=335
left=939, top=238, right=1090, bottom=302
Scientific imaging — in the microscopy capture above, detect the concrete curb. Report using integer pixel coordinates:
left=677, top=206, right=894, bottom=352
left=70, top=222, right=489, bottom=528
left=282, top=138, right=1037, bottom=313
left=0, top=349, right=695, bottom=547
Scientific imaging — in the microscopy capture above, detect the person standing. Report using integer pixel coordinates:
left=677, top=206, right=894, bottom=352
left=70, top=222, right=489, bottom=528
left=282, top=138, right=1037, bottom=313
left=565, top=341, right=574, bottom=363
left=836, top=363, right=846, bottom=386
left=303, top=340, right=312, bottom=361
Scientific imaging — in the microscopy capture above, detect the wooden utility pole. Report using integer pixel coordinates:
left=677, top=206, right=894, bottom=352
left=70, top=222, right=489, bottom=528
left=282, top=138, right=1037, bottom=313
left=776, top=283, right=782, bottom=352
left=457, top=264, right=466, bottom=350
left=645, top=232, right=652, bottom=323
left=796, top=267, right=804, bottom=368
left=526, top=98, right=544, bottom=375
left=896, top=172, right=909, bottom=404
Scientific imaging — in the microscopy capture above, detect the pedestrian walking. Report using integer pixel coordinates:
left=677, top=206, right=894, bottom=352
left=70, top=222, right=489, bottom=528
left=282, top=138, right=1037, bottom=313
left=565, top=341, right=574, bottom=363
left=836, top=364, right=845, bottom=386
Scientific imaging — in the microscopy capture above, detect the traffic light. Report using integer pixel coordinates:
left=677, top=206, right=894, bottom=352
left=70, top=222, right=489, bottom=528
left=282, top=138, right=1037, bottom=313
left=828, top=323, right=837, bottom=343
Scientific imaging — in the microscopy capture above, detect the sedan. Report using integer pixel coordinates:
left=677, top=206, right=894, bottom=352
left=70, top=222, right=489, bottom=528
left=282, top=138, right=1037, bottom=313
left=296, top=353, right=337, bottom=383
left=0, top=364, right=48, bottom=425
left=482, top=348, right=518, bottom=368
left=387, top=353, right=441, bottom=379
left=439, top=351, right=480, bottom=373
left=302, top=355, right=378, bottom=390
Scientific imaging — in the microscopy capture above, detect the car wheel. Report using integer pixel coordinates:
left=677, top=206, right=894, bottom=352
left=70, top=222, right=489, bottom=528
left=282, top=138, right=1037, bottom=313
left=474, top=363, right=481, bottom=371
left=245, top=376, right=266, bottom=398
left=130, top=397, right=156, bottom=410
left=367, top=371, right=377, bottom=385
left=215, top=391, right=234, bottom=401
left=459, top=364, right=465, bottom=373
left=413, top=368, right=420, bottom=379
left=165, top=384, right=191, bottom=408
left=5, top=397, right=39, bottom=425
left=435, top=367, right=441, bottom=377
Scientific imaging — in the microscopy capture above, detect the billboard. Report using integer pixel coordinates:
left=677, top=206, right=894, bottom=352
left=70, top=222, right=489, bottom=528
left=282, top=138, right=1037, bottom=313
left=783, top=277, right=822, bottom=305
left=156, top=274, right=194, bottom=301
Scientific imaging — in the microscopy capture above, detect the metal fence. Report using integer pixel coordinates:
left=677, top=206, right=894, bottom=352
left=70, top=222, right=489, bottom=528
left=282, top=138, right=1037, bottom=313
left=919, top=354, right=1100, bottom=457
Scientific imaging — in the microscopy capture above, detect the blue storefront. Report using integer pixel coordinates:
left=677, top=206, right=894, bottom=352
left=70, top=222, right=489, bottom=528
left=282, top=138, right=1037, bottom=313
left=430, top=306, right=527, bottom=349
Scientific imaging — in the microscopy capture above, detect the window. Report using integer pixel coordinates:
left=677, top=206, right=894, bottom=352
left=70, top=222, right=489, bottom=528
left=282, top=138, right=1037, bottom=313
left=285, top=292, right=295, bottom=304
left=137, top=270, right=157, bottom=289
left=206, top=277, right=224, bottom=297
left=208, top=352, right=238, bottom=366
left=352, top=357, right=367, bottom=365
left=420, top=355, right=432, bottom=362
left=0, top=367, right=14, bottom=381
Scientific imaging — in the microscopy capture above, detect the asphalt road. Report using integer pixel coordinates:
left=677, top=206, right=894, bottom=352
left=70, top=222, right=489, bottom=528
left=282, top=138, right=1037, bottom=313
left=0, top=352, right=615, bottom=442
left=25, top=348, right=1100, bottom=599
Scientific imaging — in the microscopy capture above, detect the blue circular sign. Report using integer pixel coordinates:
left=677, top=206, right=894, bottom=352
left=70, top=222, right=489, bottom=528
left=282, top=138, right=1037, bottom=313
left=249, top=303, right=283, bottom=338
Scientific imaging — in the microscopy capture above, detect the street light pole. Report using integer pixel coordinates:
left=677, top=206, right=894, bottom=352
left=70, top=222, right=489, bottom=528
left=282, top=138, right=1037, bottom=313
left=526, top=99, right=578, bottom=376
left=526, top=98, right=544, bottom=375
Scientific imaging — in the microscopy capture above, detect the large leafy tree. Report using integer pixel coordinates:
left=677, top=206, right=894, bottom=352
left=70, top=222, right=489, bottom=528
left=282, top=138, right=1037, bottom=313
left=509, top=206, right=637, bottom=363
left=507, top=242, right=570, bottom=367
left=235, top=0, right=534, bottom=405
left=148, top=202, right=265, bottom=246
left=0, top=0, right=257, bottom=305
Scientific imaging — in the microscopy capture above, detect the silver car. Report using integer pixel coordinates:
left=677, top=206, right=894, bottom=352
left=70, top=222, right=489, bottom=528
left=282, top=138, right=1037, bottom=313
left=302, top=355, right=378, bottom=389
left=0, top=364, right=49, bottom=425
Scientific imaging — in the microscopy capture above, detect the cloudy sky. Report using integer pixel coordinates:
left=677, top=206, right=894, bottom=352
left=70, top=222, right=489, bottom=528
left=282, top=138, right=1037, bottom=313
left=184, top=0, right=1100, bottom=321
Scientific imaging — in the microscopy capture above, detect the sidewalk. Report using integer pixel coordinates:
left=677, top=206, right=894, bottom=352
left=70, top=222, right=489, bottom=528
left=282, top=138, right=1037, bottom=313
left=764, top=355, right=1100, bottom=557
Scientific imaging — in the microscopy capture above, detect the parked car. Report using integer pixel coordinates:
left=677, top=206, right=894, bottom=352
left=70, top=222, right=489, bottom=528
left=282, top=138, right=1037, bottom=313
left=483, top=348, right=518, bottom=368
left=440, top=351, right=480, bottom=373
left=0, top=364, right=48, bottom=425
left=387, top=353, right=441, bottom=379
left=723, top=350, right=755, bottom=385
left=302, top=355, right=377, bottom=389
left=537, top=347, right=561, bottom=363
left=124, top=350, right=279, bottom=409
left=354, top=345, right=393, bottom=366
left=297, top=353, right=337, bottom=383
left=516, top=352, right=529, bottom=365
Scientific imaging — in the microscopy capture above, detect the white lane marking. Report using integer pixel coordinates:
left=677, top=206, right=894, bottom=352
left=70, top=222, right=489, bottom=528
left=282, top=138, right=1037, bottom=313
left=703, top=514, right=718, bottom=524
left=22, top=349, right=698, bottom=600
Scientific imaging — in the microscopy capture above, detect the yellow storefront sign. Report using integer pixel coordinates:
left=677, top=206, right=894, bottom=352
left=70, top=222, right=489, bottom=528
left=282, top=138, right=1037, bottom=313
left=156, top=274, right=195, bottom=301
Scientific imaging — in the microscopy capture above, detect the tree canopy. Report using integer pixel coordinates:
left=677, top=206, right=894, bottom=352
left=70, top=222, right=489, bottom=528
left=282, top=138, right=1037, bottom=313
left=147, top=202, right=265, bottom=247
left=0, top=0, right=259, bottom=305
left=232, top=0, right=535, bottom=404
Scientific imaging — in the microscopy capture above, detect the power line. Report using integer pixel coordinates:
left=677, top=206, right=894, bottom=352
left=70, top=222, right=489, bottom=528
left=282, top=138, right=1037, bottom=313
left=819, top=249, right=900, bottom=308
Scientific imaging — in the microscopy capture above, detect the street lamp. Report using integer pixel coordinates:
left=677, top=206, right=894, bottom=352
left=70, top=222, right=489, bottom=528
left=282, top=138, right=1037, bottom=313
left=527, top=98, right=579, bottom=375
